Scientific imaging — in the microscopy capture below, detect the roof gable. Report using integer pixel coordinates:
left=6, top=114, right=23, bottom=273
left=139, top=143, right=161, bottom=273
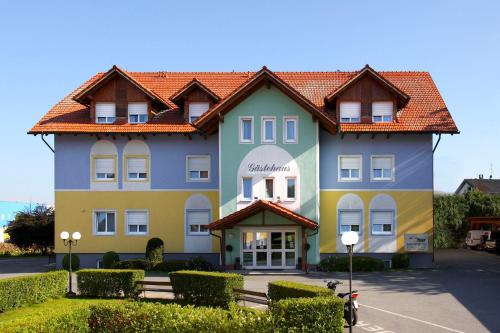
left=207, top=200, right=318, bottom=230
left=326, top=65, right=410, bottom=108
left=195, top=67, right=337, bottom=134
left=170, top=78, right=220, bottom=105
left=73, top=65, right=170, bottom=108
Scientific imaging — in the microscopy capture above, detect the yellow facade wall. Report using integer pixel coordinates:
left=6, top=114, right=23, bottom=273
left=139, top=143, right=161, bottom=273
left=319, top=191, right=433, bottom=253
left=54, top=191, right=220, bottom=254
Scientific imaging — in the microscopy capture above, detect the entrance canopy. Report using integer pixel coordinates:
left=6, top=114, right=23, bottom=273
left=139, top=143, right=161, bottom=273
left=208, top=200, right=318, bottom=230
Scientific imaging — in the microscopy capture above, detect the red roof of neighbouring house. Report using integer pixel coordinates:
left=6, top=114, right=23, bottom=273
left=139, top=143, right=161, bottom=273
left=207, top=200, right=319, bottom=230
left=29, top=65, right=458, bottom=135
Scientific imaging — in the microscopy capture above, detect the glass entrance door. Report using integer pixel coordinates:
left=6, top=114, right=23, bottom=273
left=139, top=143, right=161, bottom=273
left=241, top=230, right=296, bottom=269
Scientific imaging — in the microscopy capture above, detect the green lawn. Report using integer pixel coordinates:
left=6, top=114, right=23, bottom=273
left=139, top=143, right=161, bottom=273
left=0, top=297, right=122, bottom=323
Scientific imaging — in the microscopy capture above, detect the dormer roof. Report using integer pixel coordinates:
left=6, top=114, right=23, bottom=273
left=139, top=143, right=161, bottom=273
left=325, top=64, right=410, bottom=108
left=170, top=78, right=220, bottom=105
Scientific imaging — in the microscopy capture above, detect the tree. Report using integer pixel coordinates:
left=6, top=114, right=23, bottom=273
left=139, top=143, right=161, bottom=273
left=5, top=205, right=54, bottom=254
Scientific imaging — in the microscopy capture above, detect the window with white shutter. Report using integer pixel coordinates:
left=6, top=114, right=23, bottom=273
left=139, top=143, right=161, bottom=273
left=339, top=155, right=362, bottom=181
left=126, top=157, right=148, bottom=180
left=340, top=102, right=361, bottom=123
left=371, top=156, right=394, bottom=181
left=189, top=102, right=209, bottom=122
left=372, top=101, right=393, bottom=122
left=96, top=103, right=116, bottom=124
left=126, top=210, right=148, bottom=235
left=186, top=155, right=210, bottom=181
left=371, top=210, right=394, bottom=235
left=186, top=210, right=210, bottom=235
left=94, top=158, right=115, bottom=180
left=128, top=103, right=148, bottom=123
left=339, top=210, right=362, bottom=234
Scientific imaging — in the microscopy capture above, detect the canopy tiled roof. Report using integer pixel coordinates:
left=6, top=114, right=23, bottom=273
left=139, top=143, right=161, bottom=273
left=208, top=200, right=318, bottom=230
left=29, top=65, right=458, bottom=135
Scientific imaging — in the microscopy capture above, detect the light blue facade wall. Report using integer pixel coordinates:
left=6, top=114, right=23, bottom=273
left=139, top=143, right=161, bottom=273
left=319, top=131, right=433, bottom=190
left=54, top=135, right=219, bottom=190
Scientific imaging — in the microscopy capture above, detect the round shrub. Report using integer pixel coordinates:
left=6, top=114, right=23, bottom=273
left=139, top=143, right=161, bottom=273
left=160, top=260, right=187, bottom=272
left=62, top=253, right=80, bottom=271
left=317, top=256, right=336, bottom=272
left=391, top=253, right=410, bottom=269
left=145, top=238, right=164, bottom=264
left=102, top=251, right=120, bottom=269
left=185, top=256, right=215, bottom=271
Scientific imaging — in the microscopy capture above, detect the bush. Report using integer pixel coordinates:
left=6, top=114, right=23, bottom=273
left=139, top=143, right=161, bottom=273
left=271, top=296, right=344, bottom=333
left=268, top=280, right=332, bottom=301
left=77, top=269, right=144, bottom=298
left=102, top=251, right=120, bottom=269
left=160, top=259, right=187, bottom=272
left=146, top=238, right=164, bottom=264
left=169, top=270, right=243, bottom=308
left=111, top=258, right=152, bottom=270
left=392, top=253, right=410, bottom=269
left=318, top=256, right=385, bottom=272
left=317, top=256, right=336, bottom=272
left=0, top=270, right=67, bottom=312
left=62, top=253, right=80, bottom=271
left=185, top=256, right=215, bottom=271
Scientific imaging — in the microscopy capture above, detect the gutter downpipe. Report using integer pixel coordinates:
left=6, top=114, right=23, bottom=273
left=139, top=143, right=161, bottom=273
left=431, top=133, right=442, bottom=264
left=305, top=227, right=320, bottom=273
left=210, top=230, right=223, bottom=268
left=41, top=134, right=55, bottom=153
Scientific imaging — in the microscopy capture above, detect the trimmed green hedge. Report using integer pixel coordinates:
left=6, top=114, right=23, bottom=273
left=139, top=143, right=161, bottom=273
left=392, top=253, right=410, bottom=269
left=146, top=238, right=164, bottom=264
left=77, top=269, right=144, bottom=298
left=268, top=280, right=332, bottom=301
left=169, top=270, right=243, bottom=308
left=0, top=270, right=67, bottom=312
left=271, top=296, right=345, bottom=333
left=111, top=258, right=152, bottom=270
left=318, top=256, right=385, bottom=272
left=88, top=302, right=272, bottom=333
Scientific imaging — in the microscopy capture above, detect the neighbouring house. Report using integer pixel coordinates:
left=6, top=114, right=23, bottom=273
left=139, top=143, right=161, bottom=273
left=0, top=201, right=33, bottom=242
left=455, top=177, right=500, bottom=195
left=29, top=65, right=458, bottom=269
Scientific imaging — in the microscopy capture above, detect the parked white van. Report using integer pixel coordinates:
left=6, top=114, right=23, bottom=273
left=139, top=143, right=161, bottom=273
left=466, top=230, right=491, bottom=249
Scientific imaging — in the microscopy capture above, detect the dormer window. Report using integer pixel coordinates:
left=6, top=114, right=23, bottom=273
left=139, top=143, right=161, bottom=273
left=188, top=102, right=209, bottom=122
left=372, top=101, right=393, bottom=122
left=96, top=103, right=116, bottom=124
left=339, top=102, right=361, bottom=123
left=128, top=103, right=148, bottom=124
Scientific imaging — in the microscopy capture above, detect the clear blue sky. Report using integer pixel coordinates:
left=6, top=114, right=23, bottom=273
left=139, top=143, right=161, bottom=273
left=0, top=0, right=499, bottom=205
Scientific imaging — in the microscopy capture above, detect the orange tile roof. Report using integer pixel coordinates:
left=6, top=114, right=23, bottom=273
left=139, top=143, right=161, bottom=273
left=29, top=66, right=458, bottom=134
left=207, top=200, right=319, bottom=230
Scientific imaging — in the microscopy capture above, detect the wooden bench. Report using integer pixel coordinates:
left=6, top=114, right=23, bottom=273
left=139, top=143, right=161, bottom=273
left=233, top=288, right=269, bottom=306
left=135, top=280, right=173, bottom=298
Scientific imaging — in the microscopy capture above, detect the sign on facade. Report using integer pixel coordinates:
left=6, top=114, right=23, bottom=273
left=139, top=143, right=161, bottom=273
left=404, top=233, right=428, bottom=252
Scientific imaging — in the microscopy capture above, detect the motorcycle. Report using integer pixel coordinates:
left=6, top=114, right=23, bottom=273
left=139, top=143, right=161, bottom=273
left=326, top=280, right=359, bottom=326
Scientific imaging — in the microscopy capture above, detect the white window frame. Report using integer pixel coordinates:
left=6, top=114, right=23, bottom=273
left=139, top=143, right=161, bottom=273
left=93, top=157, right=116, bottom=182
left=128, top=102, right=148, bottom=124
left=125, top=209, right=149, bottom=236
left=126, top=157, right=148, bottom=181
left=93, top=210, right=116, bottom=236
left=264, top=177, right=274, bottom=199
left=95, top=102, right=116, bottom=124
left=186, top=155, right=210, bottom=182
left=371, top=155, right=395, bottom=181
left=370, top=210, right=395, bottom=236
left=261, top=116, right=276, bottom=144
left=338, top=155, right=362, bottom=182
left=283, top=116, right=298, bottom=144
left=338, top=210, right=362, bottom=235
left=239, top=116, right=254, bottom=144
left=188, top=102, right=210, bottom=123
left=339, top=102, right=361, bottom=123
left=285, top=177, right=297, bottom=201
left=372, top=101, right=394, bottom=123
left=186, top=209, right=211, bottom=236
left=242, top=177, right=253, bottom=201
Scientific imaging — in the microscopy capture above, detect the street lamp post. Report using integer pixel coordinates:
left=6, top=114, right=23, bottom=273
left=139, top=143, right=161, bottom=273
left=341, top=231, right=359, bottom=332
left=60, top=231, right=81, bottom=297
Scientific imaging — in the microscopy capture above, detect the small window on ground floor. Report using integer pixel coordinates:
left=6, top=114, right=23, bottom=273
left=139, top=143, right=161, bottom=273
left=339, top=210, right=361, bottom=234
left=371, top=210, right=394, bottom=235
left=125, top=210, right=148, bottom=235
left=94, top=211, right=116, bottom=235
left=186, top=210, right=210, bottom=235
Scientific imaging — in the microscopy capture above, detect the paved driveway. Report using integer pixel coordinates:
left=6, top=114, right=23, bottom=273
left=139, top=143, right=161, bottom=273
left=0, top=257, right=51, bottom=278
